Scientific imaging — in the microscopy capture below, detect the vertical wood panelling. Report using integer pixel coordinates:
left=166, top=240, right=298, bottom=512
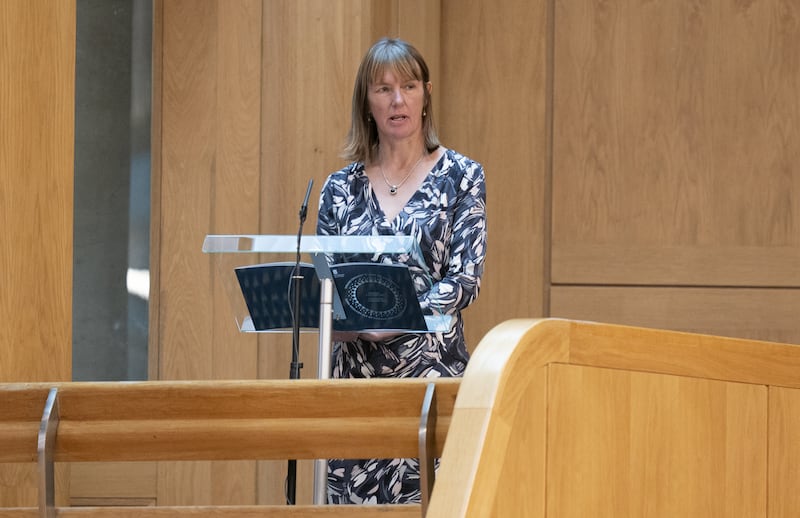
left=549, top=0, right=800, bottom=345
left=0, top=2, right=74, bottom=381
left=159, top=0, right=217, bottom=381
left=548, top=364, right=767, bottom=517
left=551, top=0, right=800, bottom=286
left=210, top=0, right=263, bottom=506
left=157, top=0, right=262, bottom=506
left=0, top=0, right=75, bottom=506
left=769, top=386, right=800, bottom=517
left=158, top=0, right=217, bottom=505
left=440, top=0, right=549, bottom=348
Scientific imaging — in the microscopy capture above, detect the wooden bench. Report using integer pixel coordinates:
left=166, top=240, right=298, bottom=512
left=0, top=378, right=459, bottom=517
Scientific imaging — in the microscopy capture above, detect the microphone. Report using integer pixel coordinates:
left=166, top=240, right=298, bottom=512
left=287, top=178, right=314, bottom=504
left=299, top=179, right=314, bottom=223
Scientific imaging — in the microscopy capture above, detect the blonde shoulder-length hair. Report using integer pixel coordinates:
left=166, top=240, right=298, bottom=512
left=342, top=38, right=440, bottom=164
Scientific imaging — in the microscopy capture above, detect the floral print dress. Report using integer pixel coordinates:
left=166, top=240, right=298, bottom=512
left=316, top=148, right=487, bottom=504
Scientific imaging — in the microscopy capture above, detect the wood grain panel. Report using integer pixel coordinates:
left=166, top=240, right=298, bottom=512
left=769, top=386, right=800, bottom=518
left=552, top=0, right=800, bottom=286
left=159, top=0, right=217, bottom=379
left=553, top=244, right=800, bottom=286
left=70, top=463, right=157, bottom=500
left=209, top=0, right=263, bottom=506
left=157, top=0, right=263, bottom=508
left=550, top=286, right=800, bottom=344
left=548, top=364, right=766, bottom=518
left=440, top=0, right=549, bottom=348
left=0, top=0, right=75, bottom=507
left=0, top=1, right=74, bottom=382
left=158, top=0, right=217, bottom=506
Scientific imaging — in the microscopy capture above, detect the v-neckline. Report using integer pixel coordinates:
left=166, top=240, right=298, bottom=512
left=371, top=176, right=423, bottom=224
left=367, top=149, right=446, bottom=224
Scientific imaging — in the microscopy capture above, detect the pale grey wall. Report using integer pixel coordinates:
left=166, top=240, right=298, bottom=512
left=73, top=0, right=151, bottom=381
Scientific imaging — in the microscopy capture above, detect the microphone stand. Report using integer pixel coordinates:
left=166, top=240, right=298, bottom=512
left=286, top=179, right=313, bottom=505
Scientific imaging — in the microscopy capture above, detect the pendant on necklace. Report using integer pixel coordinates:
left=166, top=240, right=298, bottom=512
left=389, top=185, right=398, bottom=195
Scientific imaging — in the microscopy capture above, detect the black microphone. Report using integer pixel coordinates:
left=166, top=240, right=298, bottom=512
left=287, top=178, right=314, bottom=504
left=299, top=179, right=314, bottom=223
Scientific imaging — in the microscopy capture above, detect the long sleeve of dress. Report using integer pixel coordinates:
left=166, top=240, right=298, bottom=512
left=417, top=161, right=486, bottom=316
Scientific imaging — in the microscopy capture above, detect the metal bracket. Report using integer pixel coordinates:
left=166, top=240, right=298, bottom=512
left=419, top=382, right=437, bottom=516
left=37, top=387, right=59, bottom=518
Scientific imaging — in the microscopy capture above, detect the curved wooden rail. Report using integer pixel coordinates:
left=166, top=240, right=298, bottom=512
left=428, top=318, right=800, bottom=517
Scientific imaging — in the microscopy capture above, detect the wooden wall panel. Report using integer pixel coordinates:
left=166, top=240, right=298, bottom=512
left=551, top=0, right=800, bottom=287
left=440, top=0, right=549, bottom=349
left=156, top=0, right=262, bottom=507
left=0, top=0, right=75, bottom=507
left=0, top=2, right=74, bottom=381
left=70, top=462, right=157, bottom=501
left=550, top=286, right=800, bottom=344
left=553, top=244, right=800, bottom=287
left=769, top=386, right=800, bottom=518
left=548, top=364, right=767, bottom=517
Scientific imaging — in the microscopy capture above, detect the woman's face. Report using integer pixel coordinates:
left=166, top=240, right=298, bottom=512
left=367, top=68, right=429, bottom=146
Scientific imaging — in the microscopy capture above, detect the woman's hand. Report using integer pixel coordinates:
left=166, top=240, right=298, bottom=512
left=331, top=330, right=404, bottom=342
left=358, top=331, right=403, bottom=342
left=332, top=331, right=360, bottom=342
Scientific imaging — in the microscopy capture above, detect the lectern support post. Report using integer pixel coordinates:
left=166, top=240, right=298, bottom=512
left=317, top=277, right=334, bottom=380
left=313, top=277, right=335, bottom=505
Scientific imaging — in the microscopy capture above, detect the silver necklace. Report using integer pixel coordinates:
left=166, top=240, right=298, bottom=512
left=378, top=151, right=426, bottom=195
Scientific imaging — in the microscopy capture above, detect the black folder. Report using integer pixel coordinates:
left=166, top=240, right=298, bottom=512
left=234, top=261, right=428, bottom=332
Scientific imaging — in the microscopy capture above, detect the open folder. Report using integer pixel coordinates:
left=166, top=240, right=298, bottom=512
left=234, top=262, right=429, bottom=333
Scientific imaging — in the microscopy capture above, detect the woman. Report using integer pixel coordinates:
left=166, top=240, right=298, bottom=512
left=317, top=37, right=487, bottom=504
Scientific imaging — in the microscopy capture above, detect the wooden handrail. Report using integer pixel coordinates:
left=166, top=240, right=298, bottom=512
left=1, top=379, right=457, bottom=462
left=0, top=386, right=52, bottom=463
left=0, top=377, right=459, bottom=517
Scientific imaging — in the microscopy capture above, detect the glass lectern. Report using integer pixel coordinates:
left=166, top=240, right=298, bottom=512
left=203, top=234, right=452, bottom=373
